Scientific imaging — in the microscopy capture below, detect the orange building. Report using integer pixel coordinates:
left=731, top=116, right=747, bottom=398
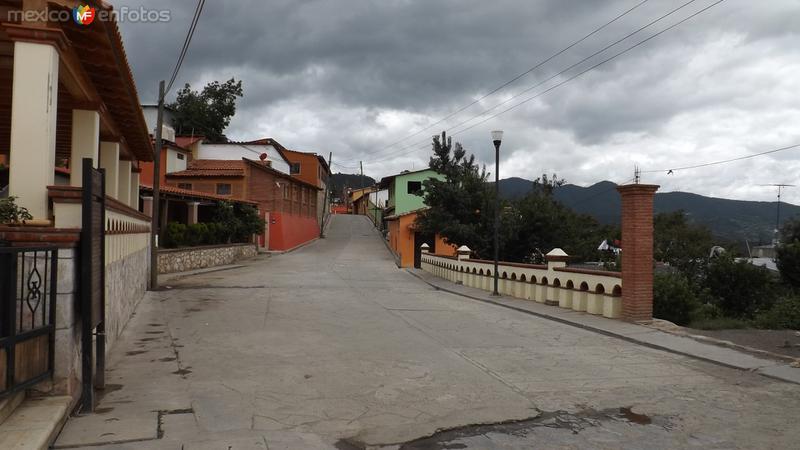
left=164, top=159, right=321, bottom=251
left=385, top=208, right=456, bottom=268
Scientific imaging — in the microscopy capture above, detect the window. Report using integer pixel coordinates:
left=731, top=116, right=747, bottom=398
left=177, top=153, right=185, bottom=160
left=177, top=183, right=192, bottom=190
left=407, top=181, right=422, bottom=195
left=290, top=163, right=301, bottom=174
left=216, top=183, right=232, bottom=195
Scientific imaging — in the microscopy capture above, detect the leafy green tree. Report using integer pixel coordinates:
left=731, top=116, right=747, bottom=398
left=654, top=211, right=714, bottom=282
left=704, top=254, right=776, bottom=319
left=415, top=132, right=495, bottom=257
left=653, top=272, right=700, bottom=326
left=169, top=78, right=243, bottom=142
left=777, top=219, right=800, bottom=288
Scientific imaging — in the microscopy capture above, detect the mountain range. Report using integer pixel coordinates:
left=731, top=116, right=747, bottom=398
left=499, top=177, right=800, bottom=244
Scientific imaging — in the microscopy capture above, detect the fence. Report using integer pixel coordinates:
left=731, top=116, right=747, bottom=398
left=0, top=246, right=57, bottom=398
left=420, top=246, right=624, bottom=319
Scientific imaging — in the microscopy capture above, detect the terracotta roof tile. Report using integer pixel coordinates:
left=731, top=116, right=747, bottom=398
left=175, top=136, right=205, bottom=148
left=140, top=184, right=257, bottom=205
left=188, top=160, right=246, bottom=170
left=167, top=169, right=243, bottom=178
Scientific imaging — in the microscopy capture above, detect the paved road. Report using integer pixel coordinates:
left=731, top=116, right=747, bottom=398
left=56, top=215, right=800, bottom=449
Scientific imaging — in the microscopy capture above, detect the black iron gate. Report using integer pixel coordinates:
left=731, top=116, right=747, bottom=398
left=80, top=158, right=106, bottom=412
left=0, top=247, right=58, bottom=398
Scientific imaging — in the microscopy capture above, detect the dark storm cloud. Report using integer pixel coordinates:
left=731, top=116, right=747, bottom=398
left=115, top=0, right=800, bottom=203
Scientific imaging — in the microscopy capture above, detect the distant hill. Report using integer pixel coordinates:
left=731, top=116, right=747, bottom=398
left=498, top=178, right=800, bottom=244
left=330, top=173, right=376, bottom=201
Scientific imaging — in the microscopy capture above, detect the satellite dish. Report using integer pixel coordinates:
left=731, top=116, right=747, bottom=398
left=259, top=153, right=268, bottom=161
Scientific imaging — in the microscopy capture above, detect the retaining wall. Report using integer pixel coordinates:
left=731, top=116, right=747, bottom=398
left=158, top=243, right=257, bottom=274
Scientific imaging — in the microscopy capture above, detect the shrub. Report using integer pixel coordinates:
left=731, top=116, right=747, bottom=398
left=163, top=222, right=187, bottom=248
left=0, top=196, right=33, bottom=224
left=653, top=272, right=699, bottom=326
left=755, top=295, right=800, bottom=330
left=185, top=223, right=209, bottom=247
left=777, top=220, right=800, bottom=288
left=704, top=255, right=777, bottom=319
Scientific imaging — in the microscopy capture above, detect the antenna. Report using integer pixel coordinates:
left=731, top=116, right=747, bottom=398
left=758, top=184, right=796, bottom=242
left=634, top=165, right=641, bottom=184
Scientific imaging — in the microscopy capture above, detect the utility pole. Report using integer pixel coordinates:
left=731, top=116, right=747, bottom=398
left=320, top=152, right=332, bottom=238
left=359, top=161, right=364, bottom=215
left=760, top=184, right=796, bottom=244
left=491, top=131, right=503, bottom=296
left=149, top=80, right=165, bottom=290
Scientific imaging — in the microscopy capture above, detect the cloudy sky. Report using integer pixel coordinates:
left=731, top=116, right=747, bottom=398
left=117, top=0, right=800, bottom=204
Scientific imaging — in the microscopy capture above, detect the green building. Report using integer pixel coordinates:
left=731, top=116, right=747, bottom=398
left=378, top=168, right=445, bottom=217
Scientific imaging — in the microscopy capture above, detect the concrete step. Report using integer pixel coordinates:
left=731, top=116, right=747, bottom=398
left=0, top=391, right=25, bottom=425
left=0, top=395, right=72, bottom=450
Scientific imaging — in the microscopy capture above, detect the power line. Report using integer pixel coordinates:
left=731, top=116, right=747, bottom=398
left=368, top=0, right=653, bottom=156
left=363, top=0, right=713, bottom=164
left=165, top=0, right=206, bottom=96
left=642, top=142, right=800, bottom=174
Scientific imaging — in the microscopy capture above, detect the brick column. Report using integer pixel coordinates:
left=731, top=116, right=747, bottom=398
left=617, top=184, right=659, bottom=322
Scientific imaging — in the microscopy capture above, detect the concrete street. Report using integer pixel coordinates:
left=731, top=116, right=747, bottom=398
left=55, top=215, right=800, bottom=449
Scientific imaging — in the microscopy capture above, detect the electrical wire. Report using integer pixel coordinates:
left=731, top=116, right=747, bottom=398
left=369, top=0, right=654, bottom=156
left=359, top=0, right=708, bottom=164
left=366, top=0, right=725, bottom=165
left=165, top=0, right=206, bottom=96
left=642, top=143, right=800, bottom=174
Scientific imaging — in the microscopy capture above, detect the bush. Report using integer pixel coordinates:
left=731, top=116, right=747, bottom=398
left=653, top=272, right=699, bottom=326
left=704, top=255, right=777, bottom=319
left=0, top=196, right=32, bottom=224
left=163, top=222, right=187, bottom=248
left=777, top=220, right=800, bottom=288
left=755, top=295, right=800, bottom=330
left=185, top=223, right=208, bottom=247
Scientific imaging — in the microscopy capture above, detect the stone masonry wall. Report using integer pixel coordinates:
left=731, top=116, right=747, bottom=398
left=158, top=243, right=258, bottom=274
left=105, top=247, right=149, bottom=349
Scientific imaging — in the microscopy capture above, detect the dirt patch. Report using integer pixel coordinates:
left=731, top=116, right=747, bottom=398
left=688, top=329, right=800, bottom=360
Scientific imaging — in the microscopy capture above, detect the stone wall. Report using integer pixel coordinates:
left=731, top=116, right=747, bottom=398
left=105, top=247, right=148, bottom=349
left=158, top=243, right=258, bottom=274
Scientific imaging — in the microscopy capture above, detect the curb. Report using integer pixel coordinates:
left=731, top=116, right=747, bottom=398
left=406, top=269, right=800, bottom=385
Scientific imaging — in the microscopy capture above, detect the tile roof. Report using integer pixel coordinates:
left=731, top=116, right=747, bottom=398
left=140, top=184, right=257, bottom=205
left=175, top=136, right=205, bottom=148
left=188, top=159, right=246, bottom=170
left=167, top=169, right=243, bottom=178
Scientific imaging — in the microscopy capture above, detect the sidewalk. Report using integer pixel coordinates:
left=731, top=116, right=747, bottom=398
left=408, top=268, right=800, bottom=385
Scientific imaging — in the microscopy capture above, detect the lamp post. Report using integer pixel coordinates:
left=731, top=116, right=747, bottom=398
left=491, top=130, right=503, bottom=296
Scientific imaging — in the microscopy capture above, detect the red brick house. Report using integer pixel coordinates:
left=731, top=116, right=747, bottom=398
left=165, top=158, right=321, bottom=251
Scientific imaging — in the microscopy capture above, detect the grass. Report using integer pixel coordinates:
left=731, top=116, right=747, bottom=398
left=688, top=317, right=750, bottom=331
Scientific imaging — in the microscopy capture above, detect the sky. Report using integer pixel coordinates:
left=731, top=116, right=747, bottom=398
left=117, top=0, right=800, bottom=204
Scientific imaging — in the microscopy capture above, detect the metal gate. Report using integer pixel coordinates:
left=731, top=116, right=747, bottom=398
left=80, top=158, right=106, bottom=412
left=0, top=246, right=58, bottom=398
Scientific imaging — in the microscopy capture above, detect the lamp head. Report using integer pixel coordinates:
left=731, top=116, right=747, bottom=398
left=491, top=130, right=503, bottom=146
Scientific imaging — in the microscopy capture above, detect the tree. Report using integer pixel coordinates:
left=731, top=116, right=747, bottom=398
left=704, top=254, right=776, bottom=319
left=654, top=211, right=714, bottom=282
left=777, top=219, right=800, bottom=288
left=169, top=79, right=243, bottom=142
left=415, top=132, right=495, bottom=257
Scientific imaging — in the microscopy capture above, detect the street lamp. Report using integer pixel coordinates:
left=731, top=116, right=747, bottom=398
left=491, top=130, right=503, bottom=296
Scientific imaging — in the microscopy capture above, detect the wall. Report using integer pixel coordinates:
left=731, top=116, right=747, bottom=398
left=386, top=213, right=417, bottom=268
left=393, top=170, right=444, bottom=216
left=421, top=251, right=624, bottom=319
left=165, top=147, right=187, bottom=174
left=158, top=243, right=257, bottom=274
left=268, top=212, right=319, bottom=251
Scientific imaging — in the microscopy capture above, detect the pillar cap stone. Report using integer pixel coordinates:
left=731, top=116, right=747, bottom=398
left=617, top=184, right=660, bottom=195
left=420, top=243, right=430, bottom=249
left=456, top=245, right=471, bottom=254
left=546, top=248, right=570, bottom=262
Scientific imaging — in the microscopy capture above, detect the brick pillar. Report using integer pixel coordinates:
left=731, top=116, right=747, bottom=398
left=617, top=184, right=659, bottom=322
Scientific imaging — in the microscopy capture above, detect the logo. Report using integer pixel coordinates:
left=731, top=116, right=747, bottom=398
left=73, top=5, right=96, bottom=25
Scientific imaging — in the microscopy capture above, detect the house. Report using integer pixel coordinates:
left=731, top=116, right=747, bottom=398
left=165, top=158, right=321, bottom=250
left=280, top=148, right=331, bottom=223
left=0, top=0, right=154, bottom=409
left=378, top=169, right=454, bottom=267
